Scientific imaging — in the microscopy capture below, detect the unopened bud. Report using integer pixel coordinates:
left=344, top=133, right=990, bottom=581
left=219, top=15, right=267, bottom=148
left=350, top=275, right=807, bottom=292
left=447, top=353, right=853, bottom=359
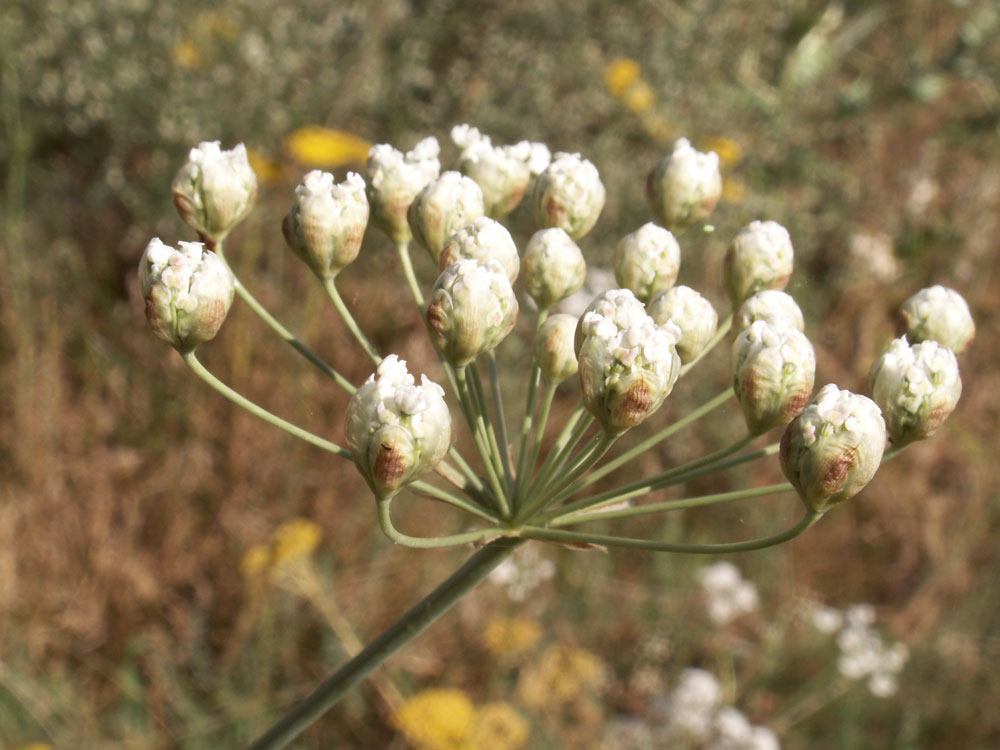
left=576, top=288, right=681, bottom=433
left=647, top=285, right=718, bottom=363
left=734, top=290, right=805, bottom=334
left=426, top=259, right=519, bottom=366
left=408, top=171, right=486, bottom=263
left=172, top=141, right=257, bottom=242
left=532, top=152, right=605, bottom=240
left=533, top=314, right=579, bottom=384
left=439, top=217, right=519, bottom=282
left=138, top=238, right=235, bottom=352
left=451, top=125, right=549, bottom=218
left=868, top=337, right=962, bottom=446
left=613, top=223, right=681, bottom=303
left=366, top=137, right=441, bottom=245
left=723, top=220, right=794, bottom=305
left=780, top=384, right=886, bottom=513
left=522, top=228, right=587, bottom=310
left=646, top=138, right=722, bottom=233
left=732, top=321, right=815, bottom=435
left=898, top=285, right=975, bottom=354
left=282, top=170, right=369, bottom=280
left=344, top=355, right=451, bottom=498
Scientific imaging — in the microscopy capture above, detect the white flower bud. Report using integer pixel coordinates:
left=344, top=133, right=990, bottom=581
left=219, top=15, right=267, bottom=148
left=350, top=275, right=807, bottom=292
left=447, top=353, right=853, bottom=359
left=426, top=259, right=519, bottom=366
left=646, top=138, right=722, bottom=233
left=407, top=171, right=486, bottom=263
left=344, top=355, right=451, bottom=497
left=138, top=238, right=235, bottom=352
left=281, top=171, right=369, bottom=280
left=868, top=337, right=962, bottom=445
left=732, top=321, right=816, bottom=435
left=522, top=228, right=587, bottom=309
left=734, top=289, right=805, bottom=334
left=366, top=137, right=441, bottom=245
left=438, top=216, right=519, bottom=282
left=780, top=384, right=887, bottom=513
left=533, top=313, right=579, bottom=384
left=723, top=220, right=794, bottom=305
left=613, top=223, right=681, bottom=303
left=647, top=285, right=718, bottom=364
left=532, top=152, right=605, bottom=240
left=899, top=285, right=975, bottom=354
left=172, top=141, right=257, bottom=242
left=451, top=124, right=546, bottom=218
left=576, top=288, right=681, bottom=434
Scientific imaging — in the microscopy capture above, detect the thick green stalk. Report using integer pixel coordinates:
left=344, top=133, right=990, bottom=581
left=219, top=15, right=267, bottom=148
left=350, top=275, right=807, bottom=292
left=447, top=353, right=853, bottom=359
left=214, top=245, right=355, bottom=394
left=550, top=482, right=793, bottom=527
left=247, top=539, right=523, bottom=750
left=519, top=510, right=822, bottom=553
left=322, top=277, right=381, bottom=365
left=183, top=351, right=351, bottom=459
left=376, top=498, right=501, bottom=548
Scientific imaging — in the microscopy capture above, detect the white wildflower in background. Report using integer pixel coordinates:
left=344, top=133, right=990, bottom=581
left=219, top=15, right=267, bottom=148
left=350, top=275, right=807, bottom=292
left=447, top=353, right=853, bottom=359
left=697, top=561, right=759, bottom=625
left=488, top=544, right=555, bottom=602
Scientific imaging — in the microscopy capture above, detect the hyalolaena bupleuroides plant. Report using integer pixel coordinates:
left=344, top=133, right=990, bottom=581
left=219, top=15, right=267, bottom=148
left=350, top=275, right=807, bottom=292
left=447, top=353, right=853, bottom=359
left=137, top=133, right=974, bottom=749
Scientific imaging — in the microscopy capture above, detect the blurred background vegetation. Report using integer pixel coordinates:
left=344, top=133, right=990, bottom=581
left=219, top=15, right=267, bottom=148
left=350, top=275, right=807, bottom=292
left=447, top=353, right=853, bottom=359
left=1, top=0, right=998, bottom=747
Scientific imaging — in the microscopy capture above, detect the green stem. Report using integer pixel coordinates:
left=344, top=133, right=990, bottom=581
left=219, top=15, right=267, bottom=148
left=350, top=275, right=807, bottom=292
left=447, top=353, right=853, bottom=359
left=544, top=435, right=767, bottom=521
left=409, top=479, right=499, bottom=523
left=182, top=351, right=351, bottom=459
left=514, top=363, right=541, bottom=502
left=247, top=539, right=523, bottom=750
left=376, top=498, right=501, bottom=548
left=322, top=277, right=381, bottom=365
left=214, top=245, right=355, bottom=394
left=528, top=382, right=559, bottom=472
left=519, top=510, right=822, bottom=553
left=396, top=240, right=426, bottom=310
left=544, top=431, right=618, bottom=504
left=476, top=358, right=514, bottom=493
left=456, top=367, right=509, bottom=516
left=517, top=412, right=593, bottom=522
left=569, top=388, right=734, bottom=493
left=678, top=313, right=733, bottom=378
left=446, top=447, right=490, bottom=500
left=550, top=482, right=793, bottom=527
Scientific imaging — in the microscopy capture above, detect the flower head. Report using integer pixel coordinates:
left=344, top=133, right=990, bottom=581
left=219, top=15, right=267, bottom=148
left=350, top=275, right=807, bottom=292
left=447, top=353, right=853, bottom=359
left=724, top=220, right=794, bottom=305
left=780, top=384, right=886, bottom=513
left=344, top=355, right=451, bottom=498
left=898, top=285, right=975, bottom=354
left=138, top=238, right=235, bottom=352
left=426, top=259, right=518, bottom=366
left=646, top=138, right=722, bottom=233
left=732, top=321, right=816, bottom=435
left=451, top=124, right=549, bottom=218
left=734, top=289, right=805, bottom=334
left=282, top=170, right=369, bottom=279
left=533, top=313, right=579, bottom=384
left=532, top=152, right=605, bottom=240
left=576, top=289, right=681, bottom=434
left=366, top=137, right=441, bottom=244
left=438, top=216, right=519, bottom=282
left=868, top=336, right=962, bottom=445
left=522, top=228, right=587, bottom=310
left=172, top=141, right=257, bottom=242
left=613, top=222, right=681, bottom=302
left=408, top=171, right=486, bottom=263
left=647, top=285, right=718, bottom=364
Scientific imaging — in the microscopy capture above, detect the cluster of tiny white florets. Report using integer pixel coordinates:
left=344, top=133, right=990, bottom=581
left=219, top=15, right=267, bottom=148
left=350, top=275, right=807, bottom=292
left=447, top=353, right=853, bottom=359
left=438, top=216, right=520, bottom=282
left=647, top=285, right=718, bottom=364
left=533, top=151, right=606, bottom=240
left=724, top=221, right=794, bottom=305
left=899, top=284, right=975, bottom=354
left=172, top=141, right=257, bottom=242
left=362, top=355, right=446, bottom=437
left=613, top=222, right=682, bottom=303
left=697, top=561, right=760, bottom=626
left=734, top=290, right=805, bottom=334
left=365, top=137, right=441, bottom=244
left=647, top=138, right=723, bottom=233
left=488, top=544, right=556, bottom=602
left=522, top=227, right=587, bottom=309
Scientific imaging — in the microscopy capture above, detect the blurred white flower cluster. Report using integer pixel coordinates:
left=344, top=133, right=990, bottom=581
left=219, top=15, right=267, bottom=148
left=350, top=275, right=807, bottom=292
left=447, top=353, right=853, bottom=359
left=488, top=544, right=555, bottom=602
left=697, top=562, right=759, bottom=625
left=805, top=601, right=910, bottom=698
left=603, top=668, right=779, bottom=749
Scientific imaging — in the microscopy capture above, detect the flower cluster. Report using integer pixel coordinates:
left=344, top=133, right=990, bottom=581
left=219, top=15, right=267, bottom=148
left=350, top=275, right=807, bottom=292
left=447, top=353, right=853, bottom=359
left=697, top=561, right=760, bottom=626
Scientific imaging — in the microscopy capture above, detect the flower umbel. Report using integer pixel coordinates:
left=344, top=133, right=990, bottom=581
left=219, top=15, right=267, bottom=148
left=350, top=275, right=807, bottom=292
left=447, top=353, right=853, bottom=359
left=366, top=137, right=441, bottom=245
left=532, top=152, right=605, bottom=240
left=172, top=141, right=257, bottom=243
left=898, top=285, right=975, bottom=354
left=646, top=137, right=722, bottom=233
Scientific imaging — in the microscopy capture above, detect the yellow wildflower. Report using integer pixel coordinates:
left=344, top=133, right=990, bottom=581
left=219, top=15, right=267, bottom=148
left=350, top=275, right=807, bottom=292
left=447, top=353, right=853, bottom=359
left=172, top=40, right=203, bottom=71
left=604, top=58, right=642, bottom=97
left=482, top=617, right=542, bottom=659
left=722, top=176, right=747, bottom=204
left=394, top=689, right=476, bottom=750
left=284, top=126, right=373, bottom=169
left=246, top=148, right=288, bottom=186
left=699, top=136, right=743, bottom=168
left=622, top=80, right=656, bottom=113
left=271, top=518, right=322, bottom=568
left=517, top=645, right=606, bottom=709
left=240, top=543, right=273, bottom=579
left=469, top=702, right=529, bottom=750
